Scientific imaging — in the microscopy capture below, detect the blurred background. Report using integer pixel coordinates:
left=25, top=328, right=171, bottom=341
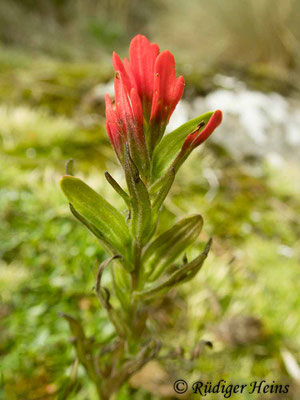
left=0, top=0, right=299, bottom=399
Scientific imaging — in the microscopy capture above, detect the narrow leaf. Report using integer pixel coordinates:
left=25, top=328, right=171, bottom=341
left=105, top=171, right=131, bottom=208
left=142, top=214, right=203, bottom=281
left=124, top=146, right=152, bottom=244
left=152, top=167, right=175, bottom=214
left=136, top=239, right=212, bottom=300
left=95, top=255, right=122, bottom=295
left=151, top=112, right=214, bottom=181
left=60, top=175, right=131, bottom=258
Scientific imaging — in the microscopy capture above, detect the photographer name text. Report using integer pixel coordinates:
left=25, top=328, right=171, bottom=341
left=173, top=379, right=289, bottom=396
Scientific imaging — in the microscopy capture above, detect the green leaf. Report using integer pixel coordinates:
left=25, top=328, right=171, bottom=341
left=124, top=146, right=152, bottom=245
left=105, top=171, right=131, bottom=208
left=69, top=202, right=132, bottom=271
left=152, top=167, right=175, bottom=214
left=60, top=175, right=131, bottom=259
left=151, top=112, right=214, bottom=181
left=135, top=239, right=211, bottom=300
left=142, top=214, right=203, bottom=282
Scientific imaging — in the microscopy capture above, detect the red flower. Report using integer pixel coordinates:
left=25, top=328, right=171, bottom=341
left=112, top=35, right=159, bottom=121
left=113, top=35, right=159, bottom=121
left=169, top=110, right=223, bottom=174
left=181, top=110, right=223, bottom=152
left=105, top=71, right=150, bottom=178
left=107, top=34, right=184, bottom=158
left=105, top=34, right=222, bottom=180
left=105, top=94, right=124, bottom=162
left=148, top=50, right=185, bottom=152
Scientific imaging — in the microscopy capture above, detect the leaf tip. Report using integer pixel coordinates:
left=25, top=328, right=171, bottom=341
left=65, top=159, right=74, bottom=175
left=60, top=174, right=77, bottom=186
left=189, top=213, right=204, bottom=229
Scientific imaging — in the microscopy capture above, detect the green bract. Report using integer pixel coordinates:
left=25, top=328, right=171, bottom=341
left=142, top=214, right=203, bottom=281
left=134, top=239, right=212, bottom=300
left=60, top=175, right=131, bottom=261
left=124, top=147, right=152, bottom=245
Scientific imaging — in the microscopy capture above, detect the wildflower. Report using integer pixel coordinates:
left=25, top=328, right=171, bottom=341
left=60, top=33, right=223, bottom=399
left=106, top=34, right=184, bottom=163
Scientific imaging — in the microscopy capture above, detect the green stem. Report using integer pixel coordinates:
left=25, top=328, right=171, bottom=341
left=127, top=239, right=144, bottom=345
left=132, top=239, right=142, bottom=291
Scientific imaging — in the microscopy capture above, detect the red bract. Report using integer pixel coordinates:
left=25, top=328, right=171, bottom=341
left=112, top=35, right=160, bottom=121
left=129, top=35, right=160, bottom=119
left=105, top=72, right=150, bottom=177
left=105, top=34, right=222, bottom=182
left=105, top=94, right=124, bottom=163
left=182, top=110, right=223, bottom=152
left=149, top=50, right=185, bottom=152
left=107, top=34, right=184, bottom=158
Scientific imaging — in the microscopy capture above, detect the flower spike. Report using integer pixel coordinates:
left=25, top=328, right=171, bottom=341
left=108, top=34, right=184, bottom=161
left=105, top=34, right=220, bottom=183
